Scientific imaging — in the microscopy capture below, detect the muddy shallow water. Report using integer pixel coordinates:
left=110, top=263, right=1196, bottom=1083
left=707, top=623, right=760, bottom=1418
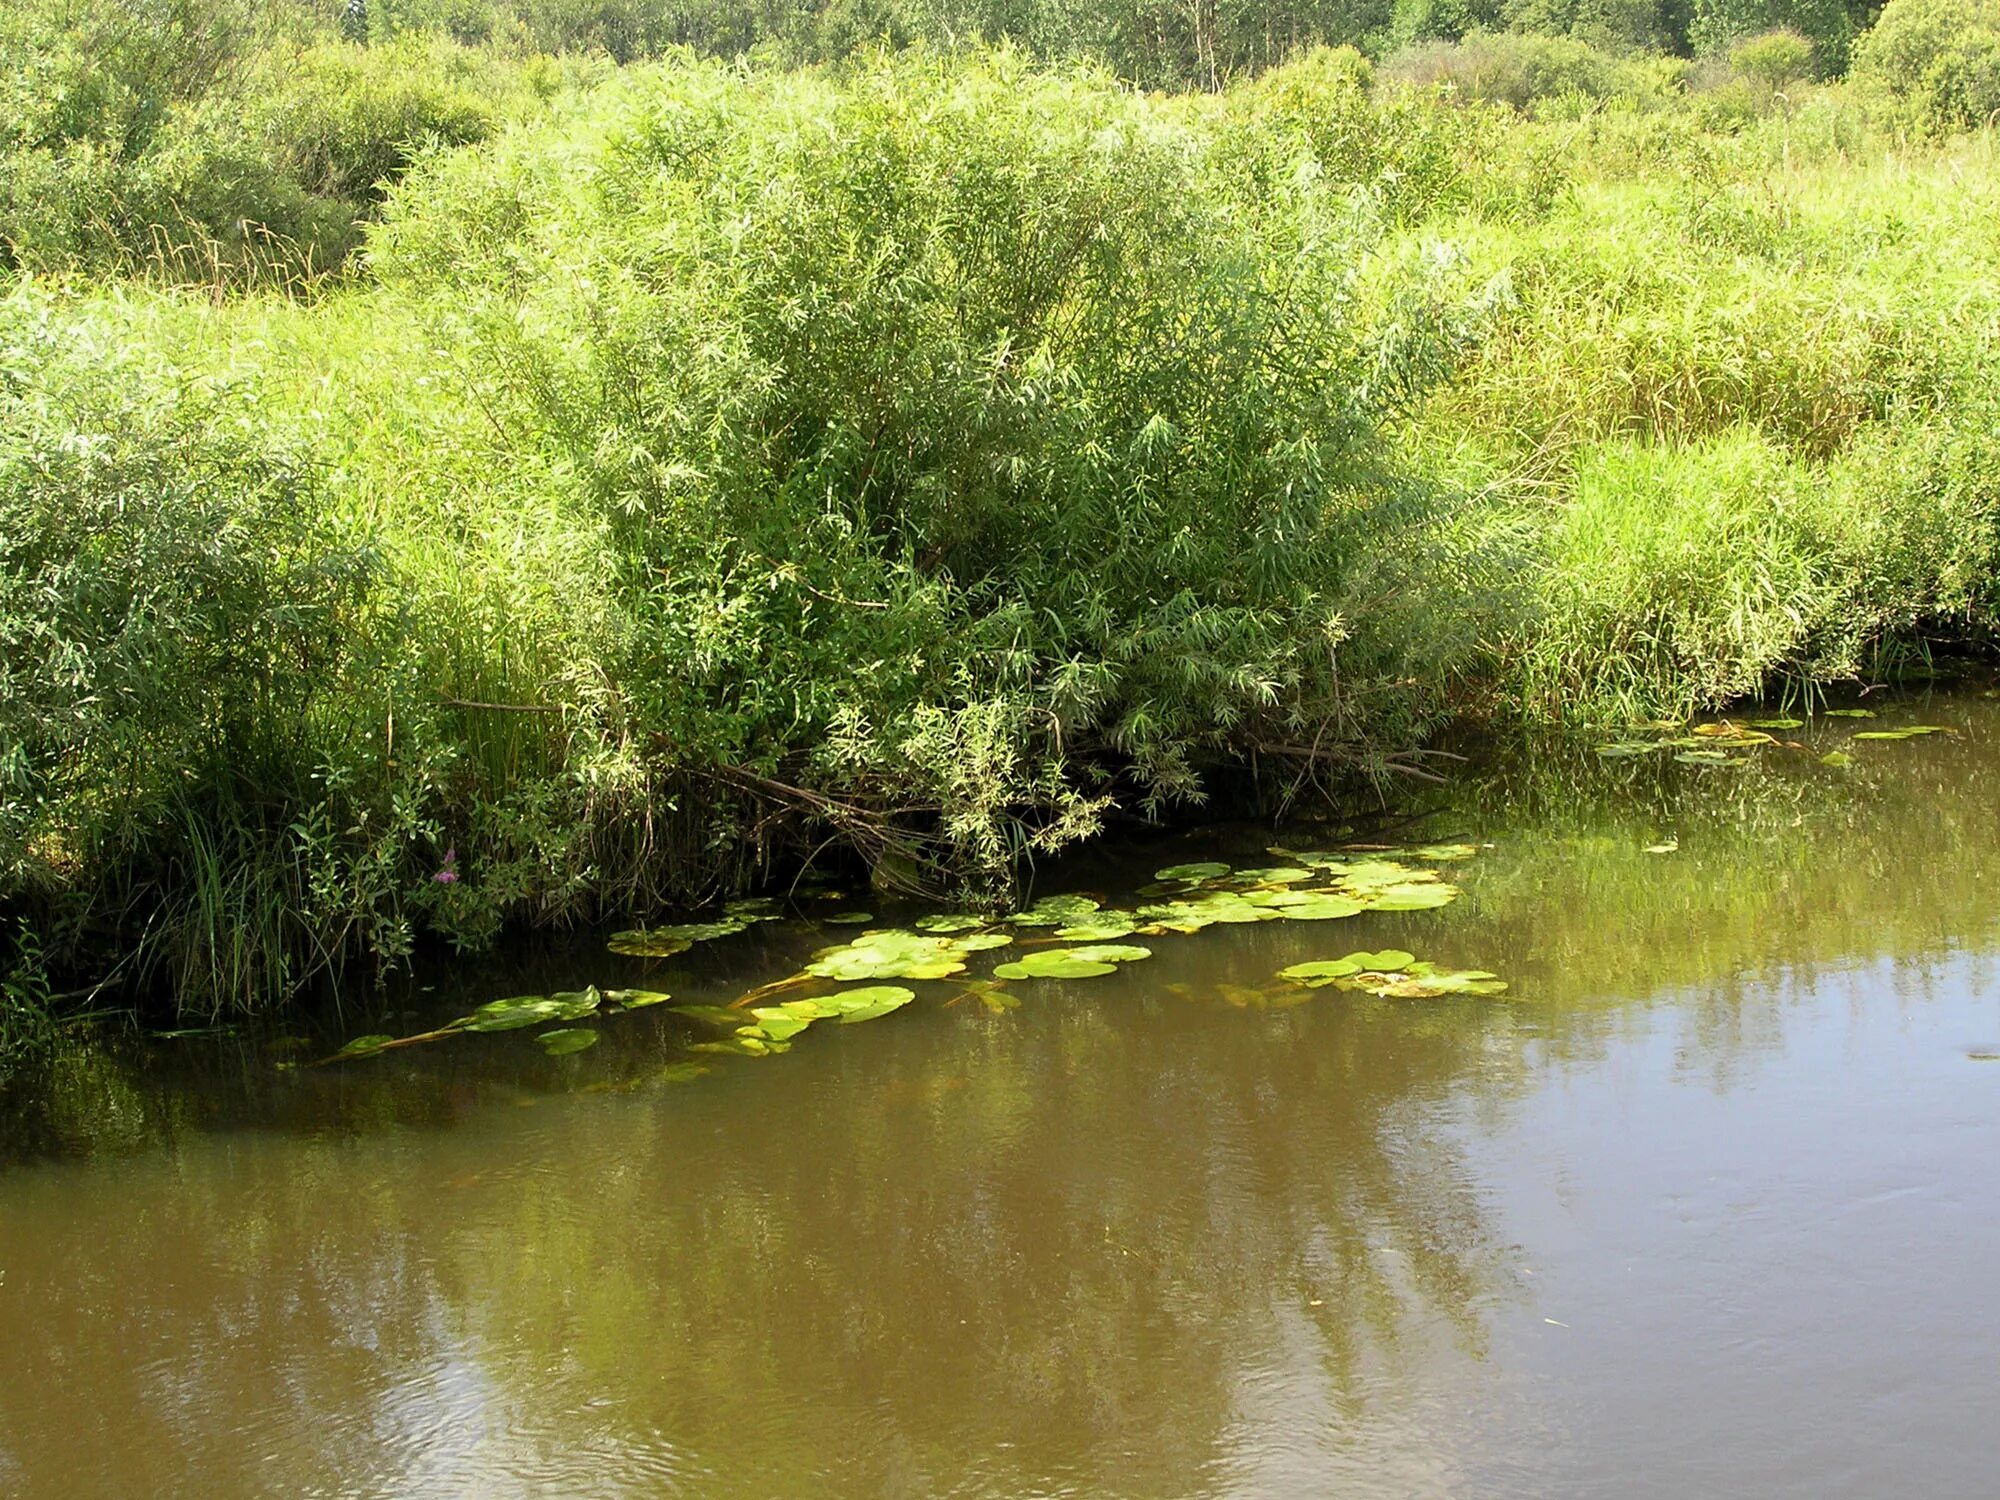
left=3, top=695, right=1998, bottom=1497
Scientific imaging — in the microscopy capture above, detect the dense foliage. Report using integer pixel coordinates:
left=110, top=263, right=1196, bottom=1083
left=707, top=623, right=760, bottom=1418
left=3, top=0, right=2000, bottom=1051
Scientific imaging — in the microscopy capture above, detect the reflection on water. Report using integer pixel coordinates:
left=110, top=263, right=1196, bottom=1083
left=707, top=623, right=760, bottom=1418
left=3, top=694, right=2000, bottom=1497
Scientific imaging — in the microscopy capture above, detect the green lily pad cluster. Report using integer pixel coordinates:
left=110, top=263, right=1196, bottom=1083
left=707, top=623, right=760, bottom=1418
left=1595, top=710, right=1956, bottom=767
left=1277, top=951, right=1508, bottom=999
left=730, top=986, right=917, bottom=1047
left=805, top=927, right=1013, bottom=981
left=328, top=843, right=1485, bottom=1068
left=1129, top=856, right=1460, bottom=932
left=994, top=944, right=1151, bottom=980
left=330, top=984, right=671, bottom=1060
left=1851, top=726, right=1953, bottom=741
left=608, top=900, right=782, bottom=957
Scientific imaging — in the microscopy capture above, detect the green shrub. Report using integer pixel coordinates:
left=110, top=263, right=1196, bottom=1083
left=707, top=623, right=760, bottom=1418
left=1729, top=25, right=1814, bottom=85
left=372, top=51, right=1474, bottom=882
left=251, top=35, right=515, bottom=203
left=1689, top=0, right=1852, bottom=73
left=1381, top=30, right=1671, bottom=110
left=1851, top=0, right=2000, bottom=135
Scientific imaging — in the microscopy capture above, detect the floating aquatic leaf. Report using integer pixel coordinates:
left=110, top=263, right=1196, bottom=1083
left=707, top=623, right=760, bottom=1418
left=1691, top=722, right=1772, bottom=744
left=606, top=931, right=693, bottom=958
left=1009, top=895, right=1103, bottom=927
left=1674, top=750, right=1740, bottom=766
left=1068, top=944, right=1151, bottom=965
left=690, top=1034, right=790, bottom=1057
left=1155, top=861, right=1231, bottom=882
left=1340, top=962, right=1509, bottom=999
left=1054, top=916, right=1141, bottom=941
left=1852, top=726, right=1952, bottom=741
left=1274, top=892, right=1370, bottom=920
left=1363, top=884, right=1458, bottom=912
left=1136, top=892, right=1279, bottom=932
left=742, top=1005, right=816, bottom=1041
left=1644, top=840, right=1679, bottom=854
left=1231, top=866, right=1315, bottom=884
left=1239, top=888, right=1319, bottom=908
left=537, top=1027, right=599, bottom=1056
left=1596, top=741, right=1666, bottom=757
left=334, top=1033, right=396, bottom=1060
left=826, top=985, right=917, bottom=1023
left=805, top=927, right=1007, bottom=981
left=994, top=951, right=1117, bottom=980
left=1324, top=860, right=1431, bottom=893
left=1824, top=708, right=1877, bottom=718
left=604, top=988, right=671, bottom=1010
left=1278, top=959, right=1363, bottom=986
left=725, top=898, right=781, bottom=919
left=990, top=944, right=1149, bottom=980
left=1749, top=717, right=1805, bottom=730
left=608, top=917, right=759, bottom=956
left=1278, top=950, right=1414, bottom=988
left=914, top=914, right=990, bottom=933
left=464, top=995, right=581, bottom=1032
left=824, top=911, right=875, bottom=925
left=653, top=1062, right=710, bottom=1084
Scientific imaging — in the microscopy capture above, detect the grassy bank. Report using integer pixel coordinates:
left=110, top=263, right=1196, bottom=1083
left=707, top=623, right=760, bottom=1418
left=5, top=0, right=2000, bottom=1051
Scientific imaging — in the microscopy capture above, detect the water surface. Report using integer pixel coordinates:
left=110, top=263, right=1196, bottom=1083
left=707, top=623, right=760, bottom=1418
left=3, top=696, right=1998, bottom=1497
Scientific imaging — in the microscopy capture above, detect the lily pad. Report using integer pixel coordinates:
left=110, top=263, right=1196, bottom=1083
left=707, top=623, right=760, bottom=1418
left=605, top=931, right=693, bottom=958
left=1279, top=950, right=1414, bottom=987
left=806, top=929, right=980, bottom=981
left=464, top=993, right=597, bottom=1032
left=1363, top=884, right=1458, bottom=912
left=743, top=1006, right=816, bottom=1041
left=1749, top=717, right=1805, bottom=730
left=1851, top=726, right=1952, bottom=741
left=1053, top=916, right=1141, bottom=941
left=1155, top=861, right=1231, bottom=882
left=537, top=1027, right=599, bottom=1056
left=1674, top=750, right=1740, bottom=766
left=1596, top=741, right=1667, bottom=757
left=824, top=911, right=875, bottom=924
left=1323, top=860, right=1432, bottom=893
left=608, top=917, right=756, bottom=956
left=1010, top=895, right=1104, bottom=928
left=1136, top=892, right=1280, bottom=932
left=1068, top=944, right=1152, bottom=965
left=1342, top=962, right=1508, bottom=999
left=914, top=914, right=990, bottom=933
left=604, top=988, right=671, bottom=1010
left=1231, top=866, right=1315, bottom=884
left=1274, top=892, right=1370, bottom=920
left=1820, top=750, right=1854, bottom=767
left=994, top=951, right=1118, bottom=980
left=690, top=1034, right=790, bottom=1057
left=1824, top=708, right=1877, bottom=718
left=826, top=985, right=917, bottom=1023
left=333, top=1033, right=396, bottom=1060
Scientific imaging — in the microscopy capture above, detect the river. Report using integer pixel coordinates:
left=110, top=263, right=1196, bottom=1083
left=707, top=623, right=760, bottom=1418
left=2, top=695, right=1997, bottom=1497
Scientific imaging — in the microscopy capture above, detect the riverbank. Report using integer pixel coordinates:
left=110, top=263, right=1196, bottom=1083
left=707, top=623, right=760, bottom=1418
left=6, top=32, right=2000, bottom=1046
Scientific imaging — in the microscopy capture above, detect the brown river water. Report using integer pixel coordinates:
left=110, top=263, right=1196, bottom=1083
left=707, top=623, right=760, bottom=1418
left=2, top=694, right=1998, bottom=1497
